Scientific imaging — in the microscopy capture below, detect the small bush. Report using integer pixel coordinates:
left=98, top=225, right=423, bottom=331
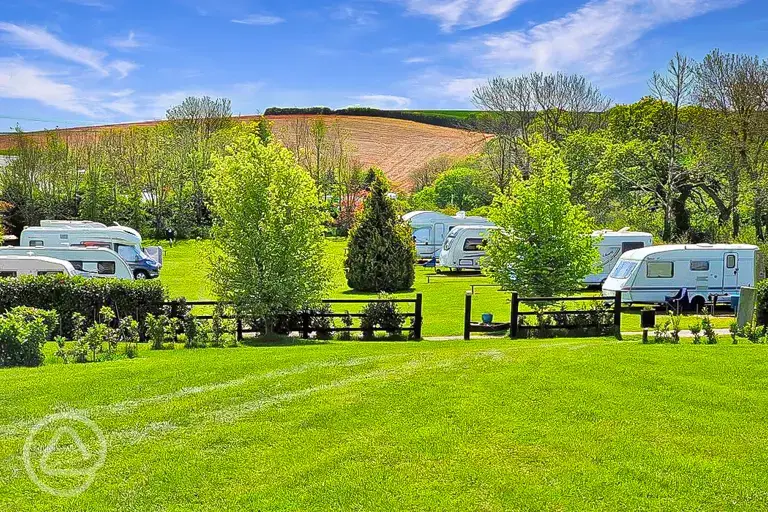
left=690, top=321, right=703, bottom=345
left=146, top=313, right=168, bottom=350
left=702, top=316, right=718, bottom=344
left=0, top=307, right=56, bottom=367
left=360, top=296, right=406, bottom=339
left=756, top=279, right=768, bottom=326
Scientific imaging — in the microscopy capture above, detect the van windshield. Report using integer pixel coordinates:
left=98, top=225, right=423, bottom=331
left=610, top=260, right=638, bottom=280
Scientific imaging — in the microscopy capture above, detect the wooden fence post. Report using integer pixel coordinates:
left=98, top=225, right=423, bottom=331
left=301, top=311, right=311, bottom=339
left=414, top=293, right=423, bottom=339
left=510, top=291, right=519, bottom=339
left=614, top=291, right=622, bottom=339
left=463, top=291, right=472, bottom=341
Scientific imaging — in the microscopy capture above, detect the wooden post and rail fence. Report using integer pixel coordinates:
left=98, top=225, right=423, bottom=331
left=154, top=294, right=423, bottom=341
left=464, top=291, right=623, bottom=340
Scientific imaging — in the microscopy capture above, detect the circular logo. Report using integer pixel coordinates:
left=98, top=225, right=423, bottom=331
left=23, top=412, right=107, bottom=497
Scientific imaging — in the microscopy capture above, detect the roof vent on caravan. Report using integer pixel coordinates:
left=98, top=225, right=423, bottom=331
left=455, top=211, right=467, bottom=219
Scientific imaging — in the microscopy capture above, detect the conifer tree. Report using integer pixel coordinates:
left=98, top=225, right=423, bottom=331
left=345, top=172, right=416, bottom=292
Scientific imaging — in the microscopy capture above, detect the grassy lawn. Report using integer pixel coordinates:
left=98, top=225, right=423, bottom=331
left=155, top=238, right=736, bottom=337
left=2, top=338, right=768, bottom=510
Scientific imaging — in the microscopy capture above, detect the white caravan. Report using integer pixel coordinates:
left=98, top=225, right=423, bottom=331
left=403, top=211, right=494, bottom=259
left=0, top=255, right=77, bottom=278
left=585, top=229, right=653, bottom=286
left=20, top=222, right=161, bottom=279
left=0, top=247, right=134, bottom=280
left=602, top=244, right=764, bottom=307
left=439, top=225, right=499, bottom=271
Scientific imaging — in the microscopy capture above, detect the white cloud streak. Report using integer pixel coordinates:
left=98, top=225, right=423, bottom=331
left=231, top=14, right=285, bottom=26
left=351, top=94, right=412, bottom=109
left=402, top=0, right=526, bottom=31
left=0, top=59, right=94, bottom=116
left=0, top=23, right=138, bottom=78
left=479, top=0, right=744, bottom=74
left=108, top=30, right=143, bottom=50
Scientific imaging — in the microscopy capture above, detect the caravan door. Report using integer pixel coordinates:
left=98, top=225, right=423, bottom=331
left=723, top=252, right=739, bottom=291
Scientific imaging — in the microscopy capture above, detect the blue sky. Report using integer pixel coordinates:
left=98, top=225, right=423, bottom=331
left=2, top=0, right=767, bottom=130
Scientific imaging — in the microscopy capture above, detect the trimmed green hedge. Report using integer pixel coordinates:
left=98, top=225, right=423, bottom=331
left=263, top=107, right=479, bottom=130
left=0, top=276, right=166, bottom=338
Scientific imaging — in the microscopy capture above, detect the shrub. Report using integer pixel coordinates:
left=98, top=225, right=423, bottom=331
left=346, top=173, right=416, bottom=292
left=702, top=316, right=718, bottom=344
left=146, top=313, right=168, bottom=350
left=690, top=321, right=703, bottom=345
left=0, top=307, right=57, bottom=367
left=118, top=317, right=140, bottom=358
left=0, top=275, right=165, bottom=338
left=360, top=296, right=406, bottom=339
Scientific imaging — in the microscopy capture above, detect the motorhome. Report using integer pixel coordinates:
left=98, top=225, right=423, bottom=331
left=403, top=211, right=495, bottom=260
left=602, top=244, right=764, bottom=308
left=0, top=255, right=77, bottom=278
left=438, top=225, right=499, bottom=271
left=20, top=222, right=161, bottom=279
left=585, top=229, right=653, bottom=286
left=0, top=247, right=134, bottom=280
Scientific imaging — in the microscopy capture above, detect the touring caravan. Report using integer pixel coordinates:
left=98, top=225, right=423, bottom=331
left=438, top=225, right=499, bottom=271
left=0, top=255, right=77, bottom=278
left=585, top=229, right=653, bottom=286
left=403, top=211, right=494, bottom=259
left=20, top=222, right=161, bottom=279
left=0, top=247, right=134, bottom=280
left=602, top=244, right=764, bottom=308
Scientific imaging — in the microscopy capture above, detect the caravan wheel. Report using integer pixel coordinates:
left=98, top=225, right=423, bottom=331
left=691, top=295, right=706, bottom=313
left=134, top=270, right=150, bottom=280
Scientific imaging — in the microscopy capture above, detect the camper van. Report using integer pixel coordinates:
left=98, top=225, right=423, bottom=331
left=585, top=229, right=653, bottom=286
left=0, top=247, right=134, bottom=280
left=403, top=211, right=494, bottom=260
left=602, top=244, right=764, bottom=308
left=0, top=255, right=77, bottom=277
left=20, top=222, right=161, bottom=279
left=438, top=225, right=499, bottom=271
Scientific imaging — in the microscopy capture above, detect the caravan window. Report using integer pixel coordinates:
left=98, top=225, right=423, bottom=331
left=37, top=270, right=64, bottom=276
left=726, top=254, right=737, bottom=269
left=443, top=234, right=456, bottom=250
left=412, top=227, right=431, bottom=245
left=622, top=241, right=645, bottom=253
left=647, top=261, right=674, bottom=278
left=29, top=240, right=44, bottom=247
left=610, top=260, right=637, bottom=279
left=97, top=261, right=116, bottom=275
left=690, top=261, right=709, bottom=271
left=70, top=261, right=83, bottom=271
left=463, top=238, right=485, bottom=251
left=0, top=271, right=17, bottom=278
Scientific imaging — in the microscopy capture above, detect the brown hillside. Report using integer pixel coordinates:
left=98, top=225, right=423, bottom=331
left=0, top=115, right=486, bottom=189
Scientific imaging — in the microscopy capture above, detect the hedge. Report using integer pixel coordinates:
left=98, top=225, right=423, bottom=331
left=756, top=279, right=768, bottom=326
left=0, top=275, right=166, bottom=338
left=263, top=107, right=479, bottom=130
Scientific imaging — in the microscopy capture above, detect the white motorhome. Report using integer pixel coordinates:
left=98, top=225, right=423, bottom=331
left=0, top=255, right=77, bottom=278
left=602, top=244, right=764, bottom=308
left=20, top=222, right=161, bottom=279
left=403, top=211, right=494, bottom=259
left=0, top=247, right=134, bottom=280
left=438, top=225, right=499, bottom=271
left=585, top=229, right=653, bottom=286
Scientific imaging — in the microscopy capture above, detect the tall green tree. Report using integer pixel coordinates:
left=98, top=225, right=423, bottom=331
left=483, top=141, right=599, bottom=297
left=346, top=173, right=416, bottom=292
left=205, top=128, right=329, bottom=333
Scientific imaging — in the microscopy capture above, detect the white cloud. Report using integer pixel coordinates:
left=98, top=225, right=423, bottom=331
left=231, top=14, right=285, bottom=26
left=0, top=23, right=138, bottom=78
left=402, top=0, right=526, bottom=31
left=0, top=22, right=109, bottom=75
left=478, top=0, right=744, bottom=74
left=404, top=56, right=430, bottom=64
left=0, top=59, right=94, bottom=116
left=332, top=5, right=379, bottom=27
left=109, top=60, right=139, bottom=79
left=109, top=31, right=144, bottom=50
left=351, top=94, right=412, bottom=109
